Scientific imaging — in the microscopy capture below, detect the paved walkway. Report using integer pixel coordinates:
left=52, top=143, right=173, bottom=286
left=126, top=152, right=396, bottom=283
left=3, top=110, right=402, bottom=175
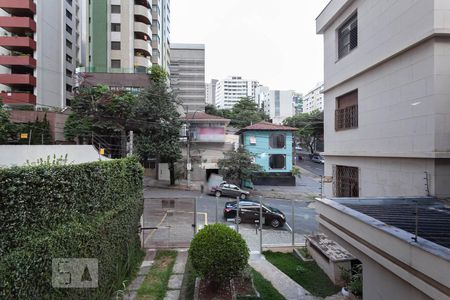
left=124, top=250, right=156, bottom=300
left=249, top=254, right=318, bottom=300
left=164, top=250, right=188, bottom=300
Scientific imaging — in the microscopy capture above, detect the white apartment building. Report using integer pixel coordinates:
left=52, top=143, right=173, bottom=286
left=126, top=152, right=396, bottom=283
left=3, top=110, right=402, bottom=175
left=317, top=0, right=450, bottom=199
left=255, top=86, right=296, bottom=124
left=205, top=79, right=218, bottom=105
left=151, top=0, right=170, bottom=72
left=170, top=43, right=205, bottom=112
left=215, top=76, right=259, bottom=109
left=0, top=0, right=81, bottom=108
left=303, top=83, right=324, bottom=113
left=82, top=0, right=170, bottom=74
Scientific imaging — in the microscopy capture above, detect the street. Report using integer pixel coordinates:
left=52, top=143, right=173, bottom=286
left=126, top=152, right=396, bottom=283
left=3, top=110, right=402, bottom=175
left=296, top=156, right=324, bottom=176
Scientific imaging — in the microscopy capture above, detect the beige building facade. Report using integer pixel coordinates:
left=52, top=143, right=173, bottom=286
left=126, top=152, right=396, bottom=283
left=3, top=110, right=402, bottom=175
left=317, top=0, right=450, bottom=198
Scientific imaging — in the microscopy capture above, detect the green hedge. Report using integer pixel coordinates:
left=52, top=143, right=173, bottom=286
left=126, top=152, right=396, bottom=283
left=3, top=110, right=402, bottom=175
left=0, top=157, right=143, bottom=254
left=0, top=157, right=144, bottom=298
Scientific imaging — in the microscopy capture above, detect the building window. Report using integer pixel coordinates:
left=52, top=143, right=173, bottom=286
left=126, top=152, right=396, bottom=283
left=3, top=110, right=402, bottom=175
left=249, top=136, right=256, bottom=145
left=338, top=12, right=357, bottom=59
left=66, top=98, right=71, bottom=106
left=111, top=23, right=121, bottom=32
left=66, top=69, right=73, bottom=77
left=66, top=84, right=72, bottom=92
left=269, top=154, right=286, bottom=170
left=66, top=9, right=72, bottom=20
left=111, top=41, right=121, bottom=50
left=66, top=39, right=72, bottom=49
left=111, top=59, right=121, bottom=69
left=269, top=134, right=285, bottom=149
left=66, top=24, right=72, bottom=35
left=66, top=54, right=72, bottom=63
left=66, top=0, right=73, bottom=5
left=334, top=165, right=359, bottom=197
left=111, top=5, right=121, bottom=13
left=335, top=90, right=358, bottom=130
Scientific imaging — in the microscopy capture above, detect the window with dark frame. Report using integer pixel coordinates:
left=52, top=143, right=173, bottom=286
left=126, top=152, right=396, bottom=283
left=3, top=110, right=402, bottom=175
left=111, top=23, right=121, bottom=32
left=269, top=154, right=286, bottom=170
left=111, top=5, right=121, bottom=13
left=334, top=165, right=359, bottom=197
left=111, top=59, right=121, bottom=69
left=66, top=24, right=72, bottom=35
left=111, top=41, right=121, bottom=50
left=66, top=39, right=72, bottom=49
left=335, top=90, right=358, bottom=130
left=66, top=54, right=72, bottom=63
left=66, top=9, right=72, bottom=20
left=338, top=12, right=357, bottom=59
left=269, top=133, right=286, bottom=149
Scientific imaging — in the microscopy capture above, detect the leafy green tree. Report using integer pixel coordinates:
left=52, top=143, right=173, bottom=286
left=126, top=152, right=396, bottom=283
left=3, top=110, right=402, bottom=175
left=283, top=110, right=323, bottom=153
left=0, top=101, right=11, bottom=144
left=64, top=85, right=136, bottom=155
left=134, top=65, right=181, bottom=185
left=230, top=97, right=268, bottom=128
left=218, top=147, right=262, bottom=186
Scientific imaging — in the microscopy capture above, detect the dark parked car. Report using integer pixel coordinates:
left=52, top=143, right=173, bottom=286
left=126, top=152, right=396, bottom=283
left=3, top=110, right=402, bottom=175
left=212, top=183, right=250, bottom=199
left=223, top=200, right=286, bottom=228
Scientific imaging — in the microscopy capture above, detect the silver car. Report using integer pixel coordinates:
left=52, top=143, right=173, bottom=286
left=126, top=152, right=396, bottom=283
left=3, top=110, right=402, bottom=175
left=214, top=183, right=250, bottom=199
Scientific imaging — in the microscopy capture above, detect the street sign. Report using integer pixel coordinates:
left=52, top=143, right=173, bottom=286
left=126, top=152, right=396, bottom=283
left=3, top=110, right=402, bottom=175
left=99, top=148, right=105, bottom=155
left=20, top=133, right=28, bottom=139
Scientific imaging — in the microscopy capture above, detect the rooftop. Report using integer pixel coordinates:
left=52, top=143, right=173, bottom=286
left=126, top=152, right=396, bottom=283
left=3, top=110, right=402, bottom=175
left=237, top=121, right=298, bottom=134
left=329, top=197, right=450, bottom=252
left=306, top=234, right=355, bottom=262
left=181, top=111, right=230, bottom=122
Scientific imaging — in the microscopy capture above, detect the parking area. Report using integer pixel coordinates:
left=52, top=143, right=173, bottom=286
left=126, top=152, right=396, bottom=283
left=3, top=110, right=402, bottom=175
left=143, top=190, right=319, bottom=251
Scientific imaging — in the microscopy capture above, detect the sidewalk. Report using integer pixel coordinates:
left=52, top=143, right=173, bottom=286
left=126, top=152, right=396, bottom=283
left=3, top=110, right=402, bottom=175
left=249, top=254, right=318, bottom=300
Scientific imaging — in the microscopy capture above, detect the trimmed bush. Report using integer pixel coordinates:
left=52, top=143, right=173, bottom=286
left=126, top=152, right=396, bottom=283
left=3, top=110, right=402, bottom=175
left=0, top=157, right=144, bottom=298
left=189, top=224, right=249, bottom=283
left=0, top=157, right=143, bottom=255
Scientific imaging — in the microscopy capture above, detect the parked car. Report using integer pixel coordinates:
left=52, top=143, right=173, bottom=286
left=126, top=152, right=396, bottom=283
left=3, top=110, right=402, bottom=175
left=212, top=183, right=250, bottom=199
left=223, top=200, right=286, bottom=228
left=311, top=154, right=324, bottom=164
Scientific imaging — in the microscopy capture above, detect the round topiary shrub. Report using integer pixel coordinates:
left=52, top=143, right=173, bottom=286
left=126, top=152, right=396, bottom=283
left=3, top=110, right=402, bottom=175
left=189, top=223, right=249, bottom=283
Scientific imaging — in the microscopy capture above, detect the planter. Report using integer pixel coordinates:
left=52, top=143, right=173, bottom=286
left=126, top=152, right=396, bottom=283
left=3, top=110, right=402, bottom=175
left=293, top=247, right=314, bottom=262
left=194, top=276, right=259, bottom=300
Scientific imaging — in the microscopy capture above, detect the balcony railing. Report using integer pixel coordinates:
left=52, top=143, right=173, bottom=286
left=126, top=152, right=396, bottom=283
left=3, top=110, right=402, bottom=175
left=0, top=55, right=36, bottom=68
left=0, top=91, right=36, bottom=105
left=335, top=104, right=358, bottom=131
left=0, top=36, right=36, bottom=52
left=0, top=0, right=36, bottom=16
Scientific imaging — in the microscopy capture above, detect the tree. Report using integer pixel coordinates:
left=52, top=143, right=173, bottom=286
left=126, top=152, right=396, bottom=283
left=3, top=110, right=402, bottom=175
left=218, top=147, right=262, bottom=185
left=64, top=85, right=137, bottom=156
left=283, top=110, right=324, bottom=154
left=0, top=101, right=11, bottom=144
left=230, top=97, right=268, bottom=128
left=134, top=65, right=182, bottom=185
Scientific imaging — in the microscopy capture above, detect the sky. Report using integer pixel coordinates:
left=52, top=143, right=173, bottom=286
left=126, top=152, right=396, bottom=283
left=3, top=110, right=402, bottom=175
left=170, top=0, right=330, bottom=95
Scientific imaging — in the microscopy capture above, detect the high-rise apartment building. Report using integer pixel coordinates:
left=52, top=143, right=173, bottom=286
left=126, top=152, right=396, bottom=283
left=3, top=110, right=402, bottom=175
left=303, top=83, right=324, bottom=113
left=170, top=44, right=205, bottom=112
left=205, top=79, right=218, bottom=106
left=0, top=0, right=81, bottom=108
left=82, top=0, right=169, bottom=74
left=215, top=76, right=259, bottom=109
left=151, top=0, right=170, bottom=72
left=255, top=87, right=296, bottom=124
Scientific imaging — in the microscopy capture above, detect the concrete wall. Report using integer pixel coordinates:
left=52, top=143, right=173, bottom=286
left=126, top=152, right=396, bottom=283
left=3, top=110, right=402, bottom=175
left=9, top=110, right=70, bottom=142
left=0, top=145, right=109, bottom=167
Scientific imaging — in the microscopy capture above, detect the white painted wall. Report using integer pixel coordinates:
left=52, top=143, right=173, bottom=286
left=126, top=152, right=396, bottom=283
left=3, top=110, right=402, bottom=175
left=0, top=145, right=109, bottom=167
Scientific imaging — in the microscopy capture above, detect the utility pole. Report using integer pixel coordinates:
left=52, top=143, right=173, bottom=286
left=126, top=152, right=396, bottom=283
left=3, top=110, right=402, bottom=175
left=187, top=124, right=191, bottom=190
left=128, top=131, right=134, bottom=156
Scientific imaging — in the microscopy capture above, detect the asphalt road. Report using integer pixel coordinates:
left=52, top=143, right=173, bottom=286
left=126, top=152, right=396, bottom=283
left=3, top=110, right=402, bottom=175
left=196, top=195, right=318, bottom=235
left=296, top=158, right=324, bottom=176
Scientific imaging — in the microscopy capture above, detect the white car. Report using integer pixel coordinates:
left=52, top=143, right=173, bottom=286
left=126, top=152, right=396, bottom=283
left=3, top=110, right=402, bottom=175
left=311, top=155, right=324, bottom=164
